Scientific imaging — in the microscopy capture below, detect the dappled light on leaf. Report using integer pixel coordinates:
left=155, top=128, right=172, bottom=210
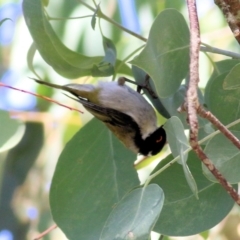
left=100, top=184, right=164, bottom=240
left=50, top=119, right=139, bottom=239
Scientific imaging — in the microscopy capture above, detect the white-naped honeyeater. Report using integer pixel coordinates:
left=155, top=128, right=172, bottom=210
left=33, top=77, right=166, bottom=156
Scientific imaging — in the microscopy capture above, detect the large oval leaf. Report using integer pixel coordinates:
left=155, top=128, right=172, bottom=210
left=223, top=63, right=240, bottom=90
left=100, top=184, right=164, bottom=240
left=151, top=151, right=235, bottom=236
left=50, top=119, right=139, bottom=239
left=203, top=130, right=240, bottom=183
left=131, top=9, right=190, bottom=98
left=205, top=72, right=240, bottom=130
left=164, top=117, right=198, bottom=199
left=204, top=59, right=240, bottom=108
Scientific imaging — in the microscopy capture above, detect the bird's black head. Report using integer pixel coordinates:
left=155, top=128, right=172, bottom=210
left=135, top=126, right=166, bottom=156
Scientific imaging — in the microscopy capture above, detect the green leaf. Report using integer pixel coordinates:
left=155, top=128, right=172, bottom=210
left=92, top=36, right=117, bottom=76
left=100, top=184, right=164, bottom=240
left=203, top=130, right=240, bottom=183
left=0, top=110, right=25, bottom=152
left=165, top=0, right=185, bottom=10
left=131, top=9, right=190, bottom=98
left=164, top=117, right=198, bottom=199
left=27, top=42, right=41, bottom=79
left=22, top=0, right=130, bottom=78
left=164, top=117, right=189, bottom=159
left=50, top=119, right=139, bottom=240
left=204, top=59, right=240, bottom=108
left=205, top=72, right=240, bottom=130
left=223, top=63, right=240, bottom=90
left=160, top=85, right=187, bottom=122
left=22, top=0, right=98, bottom=78
left=102, top=36, right=117, bottom=66
left=91, top=3, right=100, bottom=30
left=151, top=151, right=235, bottom=236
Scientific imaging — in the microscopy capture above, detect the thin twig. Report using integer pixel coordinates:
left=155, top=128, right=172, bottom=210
left=0, top=82, right=83, bottom=113
left=197, top=106, right=240, bottom=149
left=186, top=0, right=240, bottom=205
left=200, top=43, right=240, bottom=59
left=178, top=104, right=240, bottom=150
left=34, top=224, right=57, bottom=240
left=78, top=0, right=147, bottom=42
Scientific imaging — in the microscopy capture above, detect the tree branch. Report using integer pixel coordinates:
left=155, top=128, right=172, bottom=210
left=197, top=106, right=240, bottom=149
left=186, top=0, right=240, bottom=205
left=214, top=0, right=240, bottom=44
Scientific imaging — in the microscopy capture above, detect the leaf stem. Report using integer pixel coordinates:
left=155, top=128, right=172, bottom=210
left=0, top=82, right=83, bottom=114
left=113, top=44, right=145, bottom=79
left=47, top=15, right=93, bottom=21
left=201, top=42, right=240, bottom=59
left=78, top=0, right=147, bottom=42
left=34, top=224, right=57, bottom=240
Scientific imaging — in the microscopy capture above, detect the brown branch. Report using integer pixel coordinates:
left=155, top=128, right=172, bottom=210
left=186, top=0, right=201, bottom=145
left=214, top=0, right=240, bottom=44
left=186, top=0, right=240, bottom=205
left=0, top=82, right=83, bottom=113
left=33, top=224, right=57, bottom=240
left=198, top=106, right=240, bottom=149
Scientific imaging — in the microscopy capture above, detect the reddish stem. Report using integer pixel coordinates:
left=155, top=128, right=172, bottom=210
left=0, top=82, right=83, bottom=113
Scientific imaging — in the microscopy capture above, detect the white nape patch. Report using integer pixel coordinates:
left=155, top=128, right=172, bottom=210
left=135, top=145, right=171, bottom=185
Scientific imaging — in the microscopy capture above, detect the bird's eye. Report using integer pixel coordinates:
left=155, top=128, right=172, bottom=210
left=156, top=136, right=163, bottom=143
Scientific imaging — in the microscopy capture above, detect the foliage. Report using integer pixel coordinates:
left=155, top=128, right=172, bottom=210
left=1, top=0, right=240, bottom=240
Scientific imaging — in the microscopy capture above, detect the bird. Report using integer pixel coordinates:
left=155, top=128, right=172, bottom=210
left=33, top=77, right=166, bottom=156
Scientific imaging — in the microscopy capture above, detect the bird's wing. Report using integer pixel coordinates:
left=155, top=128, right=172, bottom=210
left=77, top=97, right=141, bottom=153
left=78, top=97, right=138, bottom=129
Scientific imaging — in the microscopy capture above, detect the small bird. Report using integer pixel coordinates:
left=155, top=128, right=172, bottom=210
left=33, top=77, right=166, bottom=156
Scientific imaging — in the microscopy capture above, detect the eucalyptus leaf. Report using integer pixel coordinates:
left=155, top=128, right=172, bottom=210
left=22, top=0, right=98, bottom=78
left=164, top=117, right=198, bottom=199
left=102, top=36, right=117, bottom=66
left=22, top=0, right=130, bottom=78
left=164, top=117, right=189, bottom=160
left=92, top=36, right=117, bottom=76
left=223, top=63, right=240, bottom=90
left=204, top=59, right=240, bottom=108
left=205, top=72, right=240, bottom=130
left=151, top=151, right=235, bottom=236
left=50, top=119, right=139, bottom=240
left=91, top=3, right=100, bottom=30
left=27, top=42, right=41, bottom=79
left=131, top=9, right=190, bottom=98
left=100, top=184, right=164, bottom=240
left=203, top=131, right=240, bottom=183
